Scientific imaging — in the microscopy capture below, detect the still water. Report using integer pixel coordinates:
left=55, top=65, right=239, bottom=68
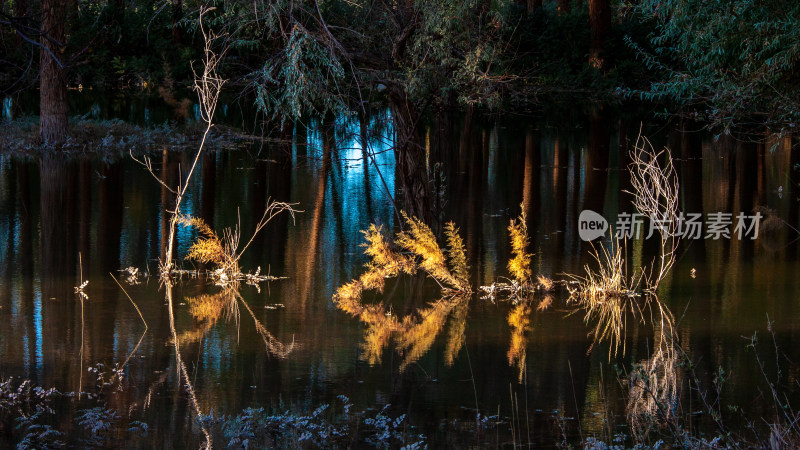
left=1, top=96, right=800, bottom=446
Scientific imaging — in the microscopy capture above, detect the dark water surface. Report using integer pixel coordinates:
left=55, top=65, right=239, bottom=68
left=2, top=97, right=800, bottom=446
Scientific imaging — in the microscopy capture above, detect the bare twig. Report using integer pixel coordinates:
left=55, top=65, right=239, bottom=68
left=626, top=132, right=680, bottom=291
left=133, top=6, right=227, bottom=279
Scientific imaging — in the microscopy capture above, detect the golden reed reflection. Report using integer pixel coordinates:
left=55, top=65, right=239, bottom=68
left=177, top=284, right=295, bottom=358
left=504, top=293, right=554, bottom=382
left=334, top=214, right=472, bottom=369
left=352, top=295, right=470, bottom=370
left=506, top=303, right=532, bottom=383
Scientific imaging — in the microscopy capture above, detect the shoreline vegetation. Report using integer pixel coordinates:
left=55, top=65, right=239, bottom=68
left=3, top=0, right=800, bottom=147
left=0, top=116, right=253, bottom=156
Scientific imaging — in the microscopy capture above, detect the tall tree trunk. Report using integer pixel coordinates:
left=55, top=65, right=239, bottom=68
left=582, top=111, right=609, bottom=250
left=40, top=155, right=78, bottom=291
left=391, top=95, right=431, bottom=224
left=13, top=0, right=31, bottom=46
left=97, top=162, right=124, bottom=272
left=588, top=0, right=610, bottom=69
left=40, top=0, right=68, bottom=146
left=172, top=0, right=182, bottom=45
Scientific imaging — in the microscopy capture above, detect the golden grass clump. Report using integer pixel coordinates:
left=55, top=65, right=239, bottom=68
left=334, top=213, right=471, bottom=312
left=177, top=215, right=228, bottom=266
left=444, top=221, right=469, bottom=287
left=478, top=212, right=563, bottom=302
left=333, top=224, right=416, bottom=312
left=363, top=224, right=412, bottom=273
left=332, top=214, right=472, bottom=370
left=396, top=213, right=469, bottom=292
left=361, top=224, right=417, bottom=291
left=537, top=275, right=554, bottom=291
left=507, top=211, right=532, bottom=283
left=167, top=201, right=298, bottom=284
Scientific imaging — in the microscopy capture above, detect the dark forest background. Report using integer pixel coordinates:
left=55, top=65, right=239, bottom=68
left=2, top=0, right=800, bottom=146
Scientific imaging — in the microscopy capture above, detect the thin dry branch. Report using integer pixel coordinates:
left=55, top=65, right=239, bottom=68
left=132, top=6, right=227, bottom=279
left=178, top=200, right=300, bottom=284
left=232, top=200, right=300, bottom=264
left=237, top=293, right=296, bottom=358
left=166, top=281, right=212, bottom=449
left=626, top=133, right=680, bottom=291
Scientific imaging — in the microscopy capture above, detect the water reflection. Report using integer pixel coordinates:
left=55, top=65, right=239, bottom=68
left=2, top=97, right=13, bottom=120
left=504, top=293, right=556, bottom=383
left=506, top=302, right=532, bottom=382
left=338, top=291, right=470, bottom=371
left=1, top=108, right=799, bottom=445
left=179, top=288, right=239, bottom=346
left=626, top=320, right=682, bottom=441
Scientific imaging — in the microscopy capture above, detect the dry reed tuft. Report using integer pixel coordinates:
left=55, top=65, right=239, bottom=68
left=480, top=211, right=563, bottom=302
left=396, top=212, right=470, bottom=292
left=175, top=200, right=298, bottom=285
left=333, top=213, right=470, bottom=313
left=572, top=237, right=640, bottom=301
left=507, top=211, right=532, bottom=283
left=567, top=133, right=681, bottom=357
left=567, top=237, right=645, bottom=358
left=332, top=214, right=471, bottom=369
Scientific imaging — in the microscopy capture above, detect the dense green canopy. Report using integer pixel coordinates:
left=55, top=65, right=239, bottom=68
left=2, top=0, right=799, bottom=130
